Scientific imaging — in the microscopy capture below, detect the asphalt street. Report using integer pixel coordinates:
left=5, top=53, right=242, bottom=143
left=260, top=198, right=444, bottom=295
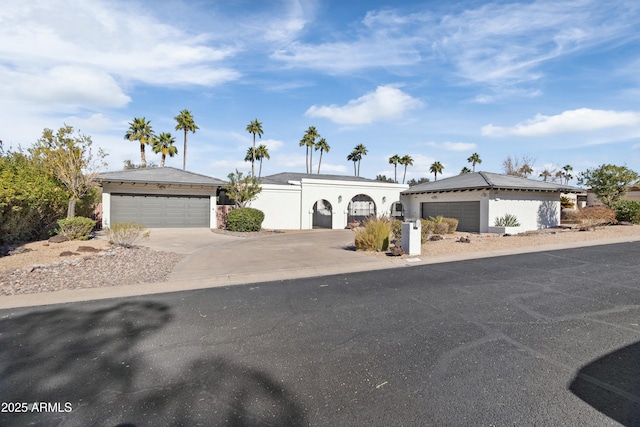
left=1, top=242, right=639, bottom=426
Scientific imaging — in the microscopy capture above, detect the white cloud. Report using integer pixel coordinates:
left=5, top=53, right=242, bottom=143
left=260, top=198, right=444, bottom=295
left=305, top=85, right=423, bottom=125
left=427, top=141, right=477, bottom=152
left=262, top=139, right=284, bottom=152
left=482, top=108, right=640, bottom=137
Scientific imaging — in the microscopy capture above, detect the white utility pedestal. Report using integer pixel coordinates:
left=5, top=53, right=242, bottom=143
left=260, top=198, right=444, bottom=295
left=402, top=220, right=421, bottom=256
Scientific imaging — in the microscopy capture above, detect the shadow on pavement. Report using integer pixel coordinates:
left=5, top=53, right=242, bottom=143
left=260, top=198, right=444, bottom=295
left=569, top=341, right=640, bottom=426
left=0, top=302, right=305, bottom=426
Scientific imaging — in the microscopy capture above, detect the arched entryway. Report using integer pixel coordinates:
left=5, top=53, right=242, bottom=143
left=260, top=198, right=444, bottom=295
left=390, top=201, right=404, bottom=220
left=347, top=194, right=376, bottom=224
left=312, top=199, right=333, bottom=229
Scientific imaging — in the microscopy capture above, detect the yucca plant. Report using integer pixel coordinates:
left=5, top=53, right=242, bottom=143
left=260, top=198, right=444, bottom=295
left=494, top=214, right=521, bottom=227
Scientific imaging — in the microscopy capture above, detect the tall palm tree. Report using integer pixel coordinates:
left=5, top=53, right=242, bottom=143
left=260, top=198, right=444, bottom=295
left=467, top=152, right=482, bottom=172
left=539, top=169, right=552, bottom=182
left=303, top=126, right=319, bottom=174
left=399, top=154, right=413, bottom=184
left=315, top=138, right=330, bottom=174
left=152, top=132, right=178, bottom=167
left=347, top=150, right=360, bottom=176
left=354, top=144, right=367, bottom=177
left=554, top=170, right=564, bottom=183
left=124, top=117, right=154, bottom=168
left=460, top=167, right=472, bottom=174
left=255, top=144, right=270, bottom=178
left=174, top=110, right=199, bottom=170
left=562, top=164, right=573, bottom=184
left=430, top=161, right=444, bottom=181
left=245, top=119, right=263, bottom=177
left=389, top=154, right=401, bottom=183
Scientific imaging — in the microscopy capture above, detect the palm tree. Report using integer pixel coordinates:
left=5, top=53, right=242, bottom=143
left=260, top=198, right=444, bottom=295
left=430, top=161, right=444, bottom=181
left=354, top=144, right=367, bottom=177
left=519, top=164, right=533, bottom=178
left=539, top=169, right=552, bottom=182
left=302, top=126, right=319, bottom=174
left=124, top=117, right=154, bottom=168
left=562, top=164, right=573, bottom=184
left=389, top=154, right=401, bottom=183
left=347, top=150, right=360, bottom=176
left=460, top=167, right=472, bottom=174
left=315, top=138, right=330, bottom=174
left=174, top=110, right=199, bottom=171
left=245, top=119, right=263, bottom=177
left=152, top=132, right=178, bottom=167
left=467, top=152, right=482, bottom=172
left=399, top=155, right=413, bottom=184
left=554, top=170, right=564, bottom=183
left=255, top=144, right=270, bottom=178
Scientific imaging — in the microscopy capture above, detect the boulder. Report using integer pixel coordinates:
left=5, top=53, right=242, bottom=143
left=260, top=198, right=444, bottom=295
left=458, top=236, right=471, bottom=243
left=59, top=251, right=79, bottom=257
left=429, top=235, right=444, bottom=241
left=49, top=235, right=69, bottom=243
left=389, top=246, right=404, bottom=256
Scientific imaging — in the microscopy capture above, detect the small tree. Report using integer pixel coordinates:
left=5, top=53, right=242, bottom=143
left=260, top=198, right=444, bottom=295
left=223, top=170, right=262, bottom=208
left=30, top=125, right=107, bottom=218
left=578, top=164, right=640, bottom=207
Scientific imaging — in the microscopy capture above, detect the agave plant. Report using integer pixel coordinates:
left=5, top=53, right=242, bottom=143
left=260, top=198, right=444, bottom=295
left=494, top=214, right=521, bottom=227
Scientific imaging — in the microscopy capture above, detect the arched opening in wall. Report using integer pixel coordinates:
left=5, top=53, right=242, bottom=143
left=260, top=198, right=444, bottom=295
left=347, top=194, right=376, bottom=225
left=312, top=199, right=333, bottom=229
left=390, top=201, right=404, bottom=220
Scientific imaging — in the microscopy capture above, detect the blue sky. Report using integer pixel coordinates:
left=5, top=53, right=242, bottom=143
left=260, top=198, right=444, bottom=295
left=1, top=0, right=639, bottom=184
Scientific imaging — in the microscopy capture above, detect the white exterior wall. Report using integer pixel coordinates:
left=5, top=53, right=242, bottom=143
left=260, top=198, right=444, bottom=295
left=401, top=189, right=560, bottom=233
left=488, top=191, right=560, bottom=232
left=250, top=179, right=407, bottom=230
left=249, top=184, right=302, bottom=229
left=400, top=190, right=490, bottom=231
left=101, top=182, right=218, bottom=229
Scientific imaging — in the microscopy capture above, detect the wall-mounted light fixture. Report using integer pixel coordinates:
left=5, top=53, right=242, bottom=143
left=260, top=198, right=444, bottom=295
left=382, top=196, right=387, bottom=203
left=338, top=195, right=342, bottom=203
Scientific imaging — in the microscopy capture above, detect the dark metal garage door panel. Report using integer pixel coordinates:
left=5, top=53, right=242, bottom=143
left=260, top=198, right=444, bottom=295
left=111, top=195, right=210, bottom=228
left=421, top=201, right=480, bottom=232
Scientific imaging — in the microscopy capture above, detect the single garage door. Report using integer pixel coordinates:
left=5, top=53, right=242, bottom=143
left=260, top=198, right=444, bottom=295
left=111, top=194, right=210, bottom=228
left=421, top=201, right=480, bottom=232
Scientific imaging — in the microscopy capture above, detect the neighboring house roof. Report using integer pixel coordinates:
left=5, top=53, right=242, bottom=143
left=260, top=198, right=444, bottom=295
left=97, top=166, right=226, bottom=186
left=261, top=172, right=399, bottom=186
left=402, top=171, right=583, bottom=195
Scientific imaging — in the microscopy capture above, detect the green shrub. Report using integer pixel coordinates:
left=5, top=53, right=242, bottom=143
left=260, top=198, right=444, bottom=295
left=57, top=216, right=96, bottom=240
left=106, top=222, right=150, bottom=248
left=226, top=207, right=265, bottom=232
left=354, top=217, right=391, bottom=251
left=576, top=206, right=617, bottom=230
left=613, top=200, right=640, bottom=224
left=494, top=214, right=521, bottom=227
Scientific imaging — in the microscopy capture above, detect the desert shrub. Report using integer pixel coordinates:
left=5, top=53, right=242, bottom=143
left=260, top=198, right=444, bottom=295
left=560, top=196, right=575, bottom=209
left=420, top=219, right=434, bottom=243
left=354, top=217, right=391, bottom=251
left=0, top=151, right=71, bottom=244
left=226, top=207, right=265, bottom=232
left=57, top=216, right=96, bottom=240
left=576, top=206, right=616, bottom=230
left=613, top=200, right=640, bottom=224
left=391, top=219, right=403, bottom=240
left=494, top=214, right=521, bottom=227
left=442, top=217, right=459, bottom=233
left=106, top=222, right=150, bottom=248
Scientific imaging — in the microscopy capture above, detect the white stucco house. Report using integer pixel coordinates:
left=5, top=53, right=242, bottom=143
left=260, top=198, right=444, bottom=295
left=249, top=173, right=408, bottom=230
left=400, top=172, right=582, bottom=233
left=97, top=167, right=226, bottom=229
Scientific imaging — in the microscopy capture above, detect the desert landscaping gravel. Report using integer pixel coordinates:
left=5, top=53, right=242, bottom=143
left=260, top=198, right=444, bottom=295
left=1, top=225, right=639, bottom=297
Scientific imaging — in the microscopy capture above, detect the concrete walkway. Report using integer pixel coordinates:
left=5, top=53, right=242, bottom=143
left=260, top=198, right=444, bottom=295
left=2, top=228, right=640, bottom=309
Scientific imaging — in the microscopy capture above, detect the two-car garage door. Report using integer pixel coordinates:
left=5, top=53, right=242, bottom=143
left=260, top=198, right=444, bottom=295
left=111, top=194, right=210, bottom=228
left=421, top=201, right=480, bottom=232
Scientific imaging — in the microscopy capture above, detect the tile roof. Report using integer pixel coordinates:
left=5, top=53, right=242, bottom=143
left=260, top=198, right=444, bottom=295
left=97, top=166, right=226, bottom=186
left=402, top=171, right=583, bottom=194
